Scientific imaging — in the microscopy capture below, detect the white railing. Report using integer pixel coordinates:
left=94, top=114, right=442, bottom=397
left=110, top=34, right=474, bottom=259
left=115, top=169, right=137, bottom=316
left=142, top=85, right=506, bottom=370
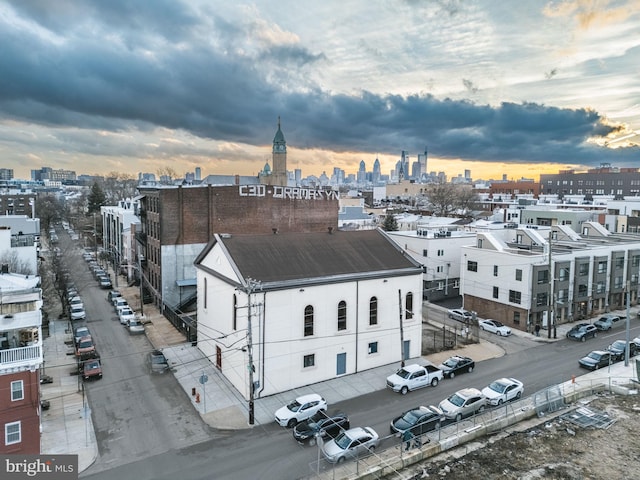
left=0, top=344, right=42, bottom=367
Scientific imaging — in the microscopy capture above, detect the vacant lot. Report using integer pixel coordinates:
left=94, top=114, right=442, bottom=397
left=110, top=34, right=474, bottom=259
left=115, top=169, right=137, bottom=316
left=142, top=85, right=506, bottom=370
left=401, top=393, right=640, bottom=479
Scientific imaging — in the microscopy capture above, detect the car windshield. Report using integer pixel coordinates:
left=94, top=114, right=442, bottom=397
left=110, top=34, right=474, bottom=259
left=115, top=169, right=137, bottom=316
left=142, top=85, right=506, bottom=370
left=587, top=352, right=602, bottom=360
left=492, top=321, right=505, bottom=327
left=488, top=381, right=507, bottom=394
left=396, top=368, right=412, bottom=379
left=86, top=361, right=99, bottom=370
left=442, top=358, right=459, bottom=368
left=611, top=341, right=625, bottom=349
left=333, top=432, right=352, bottom=450
left=151, top=355, right=166, bottom=364
left=286, top=400, right=302, bottom=412
left=401, top=410, right=422, bottom=424
left=79, top=340, right=92, bottom=349
left=448, top=393, right=465, bottom=407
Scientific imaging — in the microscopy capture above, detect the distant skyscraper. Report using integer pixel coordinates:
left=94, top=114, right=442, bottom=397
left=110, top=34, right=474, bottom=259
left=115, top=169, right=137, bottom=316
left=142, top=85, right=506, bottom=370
left=417, top=148, right=427, bottom=179
left=195, top=167, right=201, bottom=181
left=464, top=169, right=471, bottom=179
left=357, top=160, right=366, bottom=184
left=372, top=157, right=381, bottom=184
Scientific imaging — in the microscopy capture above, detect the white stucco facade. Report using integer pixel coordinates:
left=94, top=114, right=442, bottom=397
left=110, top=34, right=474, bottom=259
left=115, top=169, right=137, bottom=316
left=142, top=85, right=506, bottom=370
left=196, top=241, right=423, bottom=399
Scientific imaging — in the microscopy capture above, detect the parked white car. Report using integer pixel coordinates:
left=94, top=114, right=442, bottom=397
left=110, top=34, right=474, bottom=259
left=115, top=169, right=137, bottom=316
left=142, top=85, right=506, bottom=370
left=478, top=319, right=511, bottom=336
left=481, top=378, right=524, bottom=406
left=69, top=305, right=86, bottom=321
left=113, top=298, right=129, bottom=314
left=275, top=393, right=327, bottom=428
left=119, top=307, right=136, bottom=325
left=127, top=319, right=145, bottom=335
left=438, top=387, right=487, bottom=421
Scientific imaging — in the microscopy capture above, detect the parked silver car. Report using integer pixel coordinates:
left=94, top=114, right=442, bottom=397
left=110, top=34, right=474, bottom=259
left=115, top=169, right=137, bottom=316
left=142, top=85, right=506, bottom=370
left=438, top=387, right=487, bottom=421
left=321, top=426, right=379, bottom=463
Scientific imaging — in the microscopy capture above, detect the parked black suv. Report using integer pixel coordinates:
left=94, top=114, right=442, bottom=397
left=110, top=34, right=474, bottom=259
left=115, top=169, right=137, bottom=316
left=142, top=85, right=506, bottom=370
left=292, top=410, right=350, bottom=446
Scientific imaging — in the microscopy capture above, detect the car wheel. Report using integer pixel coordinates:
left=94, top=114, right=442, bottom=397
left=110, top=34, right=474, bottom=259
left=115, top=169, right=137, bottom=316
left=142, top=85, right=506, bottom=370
left=467, top=366, right=473, bottom=373
left=478, top=405, right=485, bottom=413
left=497, top=399, right=504, bottom=405
left=400, top=386, right=409, bottom=395
left=594, top=332, right=598, bottom=337
left=434, top=421, right=441, bottom=430
left=515, top=391, right=522, bottom=400
left=455, top=413, right=462, bottom=422
left=368, top=445, right=376, bottom=453
left=287, top=419, right=297, bottom=428
left=480, top=326, right=485, bottom=331
left=337, top=457, right=345, bottom=464
left=309, top=438, right=316, bottom=447
left=431, top=377, right=439, bottom=387
left=594, top=364, right=599, bottom=370
left=449, top=372, right=455, bottom=379
left=581, top=336, right=586, bottom=342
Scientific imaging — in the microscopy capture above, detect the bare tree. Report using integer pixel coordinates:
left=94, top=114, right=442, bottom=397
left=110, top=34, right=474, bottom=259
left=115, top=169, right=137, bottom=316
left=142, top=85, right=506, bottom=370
left=426, top=184, right=479, bottom=217
left=102, top=172, right=138, bottom=204
left=0, top=250, right=34, bottom=275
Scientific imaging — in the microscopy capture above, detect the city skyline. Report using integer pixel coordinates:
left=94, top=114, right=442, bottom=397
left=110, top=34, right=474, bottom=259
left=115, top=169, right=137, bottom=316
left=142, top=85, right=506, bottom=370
left=1, top=1, right=639, bottom=181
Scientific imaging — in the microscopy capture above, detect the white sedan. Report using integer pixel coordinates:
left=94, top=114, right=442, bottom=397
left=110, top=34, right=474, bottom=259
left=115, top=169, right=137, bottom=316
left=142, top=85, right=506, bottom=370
left=275, top=393, right=327, bottom=428
left=481, top=377, right=524, bottom=406
left=478, top=319, right=511, bottom=336
left=119, top=307, right=136, bottom=325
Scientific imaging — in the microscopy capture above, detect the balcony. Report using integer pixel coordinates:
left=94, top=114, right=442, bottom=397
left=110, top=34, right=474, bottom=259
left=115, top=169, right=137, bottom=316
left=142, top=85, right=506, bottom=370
left=0, top=344, right=42, bottom=373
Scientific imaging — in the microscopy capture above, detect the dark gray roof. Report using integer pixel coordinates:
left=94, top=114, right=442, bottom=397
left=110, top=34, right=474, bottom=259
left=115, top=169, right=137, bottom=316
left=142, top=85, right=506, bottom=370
left=199, top=229, right=422, bottom=284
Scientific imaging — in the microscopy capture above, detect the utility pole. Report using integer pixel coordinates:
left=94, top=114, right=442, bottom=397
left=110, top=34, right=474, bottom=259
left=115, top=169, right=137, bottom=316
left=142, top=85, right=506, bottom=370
left=398, top=289, right=405, bottom=367
left=246, top=278, right=256, bottom=425
left=625, top=281, right=631, bottom=367
left=547, top=231, right=556, bottom=339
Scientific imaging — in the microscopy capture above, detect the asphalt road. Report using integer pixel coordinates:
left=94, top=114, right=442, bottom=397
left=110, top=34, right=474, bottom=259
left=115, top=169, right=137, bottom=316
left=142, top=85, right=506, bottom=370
left=58, top=235, right=640, bottom=480
left=56, top=232, right=215, bottom=476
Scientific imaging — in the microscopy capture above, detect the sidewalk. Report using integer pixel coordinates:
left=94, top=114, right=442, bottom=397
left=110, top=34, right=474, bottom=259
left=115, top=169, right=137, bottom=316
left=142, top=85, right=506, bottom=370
left=40, top=318, right=98, bottom=473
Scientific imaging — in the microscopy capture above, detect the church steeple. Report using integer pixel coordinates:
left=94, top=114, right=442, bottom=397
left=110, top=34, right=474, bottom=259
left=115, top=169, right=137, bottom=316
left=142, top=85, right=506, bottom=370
left=270, top=117, right=288, bottom=186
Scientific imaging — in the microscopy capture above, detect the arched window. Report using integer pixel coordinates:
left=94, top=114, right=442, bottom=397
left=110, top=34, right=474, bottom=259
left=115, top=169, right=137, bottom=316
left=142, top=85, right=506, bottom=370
left=405, top=292, right=413, bottom=320
left=232, top=294, right=237, bottom=330
left=369, top=297, right=378, bottom=325
left=304, top=305, right=314, bottom=336
left=337, top=301, right=347, bottom=331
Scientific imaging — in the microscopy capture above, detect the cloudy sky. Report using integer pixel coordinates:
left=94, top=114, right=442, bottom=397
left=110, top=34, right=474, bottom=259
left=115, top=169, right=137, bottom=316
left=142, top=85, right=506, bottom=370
left=1, top=0, right=639, bottom=182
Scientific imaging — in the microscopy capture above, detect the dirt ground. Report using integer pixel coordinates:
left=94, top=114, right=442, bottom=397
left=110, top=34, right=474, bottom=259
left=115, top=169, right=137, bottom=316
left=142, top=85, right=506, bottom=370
left=400, top=393, right=640, bottom=479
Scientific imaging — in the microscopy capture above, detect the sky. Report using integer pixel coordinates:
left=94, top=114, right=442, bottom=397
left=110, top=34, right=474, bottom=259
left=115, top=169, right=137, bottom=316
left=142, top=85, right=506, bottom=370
left=1, top=0, right=640, bottom=182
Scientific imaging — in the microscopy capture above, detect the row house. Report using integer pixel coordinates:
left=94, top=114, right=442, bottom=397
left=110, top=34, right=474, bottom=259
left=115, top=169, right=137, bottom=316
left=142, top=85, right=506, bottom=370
left=0, top=272, right=43, bottom=454
left=461, top=222, right=640, bottom=332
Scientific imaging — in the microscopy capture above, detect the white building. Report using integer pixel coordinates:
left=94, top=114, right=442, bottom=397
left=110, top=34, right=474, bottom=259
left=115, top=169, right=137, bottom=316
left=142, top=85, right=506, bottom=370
left=194, top=229, right=424, bottom=399
left=461, top=222, right=640, bottom=332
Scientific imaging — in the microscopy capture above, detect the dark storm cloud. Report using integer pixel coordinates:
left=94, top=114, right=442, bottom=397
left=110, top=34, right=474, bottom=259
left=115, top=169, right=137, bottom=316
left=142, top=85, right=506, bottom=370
left=0, top=1, right=636, bottom=169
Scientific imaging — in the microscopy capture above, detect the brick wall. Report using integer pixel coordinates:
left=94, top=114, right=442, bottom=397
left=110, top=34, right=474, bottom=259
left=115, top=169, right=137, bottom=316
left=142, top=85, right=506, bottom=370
left=159, top=185, right=339, bottom=245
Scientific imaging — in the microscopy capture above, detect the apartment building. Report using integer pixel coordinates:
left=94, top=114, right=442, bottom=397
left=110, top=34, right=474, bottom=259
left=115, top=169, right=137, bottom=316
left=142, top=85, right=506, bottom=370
left=461, top=222, right=640, bottom=332
left=540, top=164, right=640, bottom=197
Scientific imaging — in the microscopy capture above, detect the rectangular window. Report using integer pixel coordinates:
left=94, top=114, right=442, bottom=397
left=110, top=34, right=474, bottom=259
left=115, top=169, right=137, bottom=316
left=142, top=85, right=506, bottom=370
left=368, top=342, right=378, bottom=354
left=422, top=249, right=428, bottom=257
left=597, top=261, right=607, bottom=274
left=515, top=269, right=522, bottom=281
left=437, top=249, right=444, bottom=256
left=537, top=270, right=549, bottom=284
left=436, top=265, right=443, bottom=273
left=493, top=265, right=498, bottom=277
left=614, top=276, right=623, bottom=289
left=558, top=268, right=569, bottom=282
left=493, top=286, right=499, bottom=299
left=10, top=381, right=23, bottom=401
left=467, top=260, right=478, bottom=272
left=578, top=284, right=588, bottom=296
left=579, top=264, right=589, bottom=275
left=5, top=421, right=20, bottom=445
left=509, top=290, right=521, bottom=304
left=596, top=281, right=605, bottom=294
left=437, top=281, right=444, bottom=291
left=633, top=256, right=640, bottom=267
left=536, top=292, right=548, bottom=306
left=303, top=354, right=315, bottom=368
left=513, top=312, right=521, bottom=324
left=615, top=257, right=624, bottom=269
